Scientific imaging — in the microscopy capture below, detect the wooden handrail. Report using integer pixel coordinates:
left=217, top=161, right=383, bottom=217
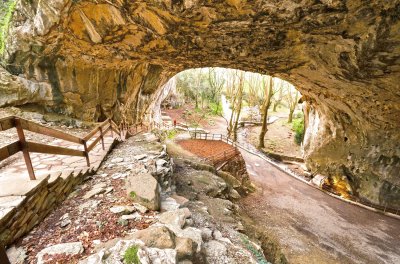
left=27, top=142, right=86, bottom=157
left=0, top=141, right=21, bottom=162
left=19, top=118, right=83, bottom=144
left=83, top=119, right=109, bottom=141
left=0, top=116, right=15, bottom=131
left=0, top=116, right=123, bottom=180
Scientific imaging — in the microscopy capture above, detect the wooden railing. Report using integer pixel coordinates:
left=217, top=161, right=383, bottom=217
left=0, top=116, right=121, bottom=180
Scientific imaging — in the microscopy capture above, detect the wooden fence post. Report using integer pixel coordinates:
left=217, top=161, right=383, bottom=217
left=82, top=140, right=90, bottom=167
left=15, top=118, right=36, bottom=180
left=0, top=245, right=10, bottom=264
left=109, top=119, right=114, bottom=137
left=99, top=127, right=105, bottom=150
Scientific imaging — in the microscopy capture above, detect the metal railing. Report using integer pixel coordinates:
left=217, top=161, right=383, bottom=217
left=0, top=116, right=121, bottom=180
left=190, top=132, right=241, bottom=166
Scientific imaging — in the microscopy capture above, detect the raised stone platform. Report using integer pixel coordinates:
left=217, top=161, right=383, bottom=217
left=0, top=132, right=117, bottom=246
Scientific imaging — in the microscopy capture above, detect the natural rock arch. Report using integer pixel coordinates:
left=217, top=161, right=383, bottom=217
left=1, top=0, right=399, bottom=209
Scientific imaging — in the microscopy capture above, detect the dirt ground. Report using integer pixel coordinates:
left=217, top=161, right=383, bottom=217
left=164, top=104, right=224, bottom=131
left=247, top=118, right=302, bottom=158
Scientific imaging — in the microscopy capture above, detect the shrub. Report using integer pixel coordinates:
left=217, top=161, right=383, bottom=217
left=0, top=0, right=17, bottom=55
left=124, top=246, right=140, bottom=264
left=292, top=118, right=304, bottom=145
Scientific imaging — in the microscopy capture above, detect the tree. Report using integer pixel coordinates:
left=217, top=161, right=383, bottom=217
left=285, top=83, right=300, bottom=123
left=233, top=71, right=244, bottom=141
left=258, top=76, right=274, bottom=149
left=272, top=80, right=283, bottom=112
left=207, top=68, right=224, bottom=104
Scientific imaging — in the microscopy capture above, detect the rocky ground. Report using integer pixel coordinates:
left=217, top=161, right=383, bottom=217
left=7, top=131, right=271, bottom=264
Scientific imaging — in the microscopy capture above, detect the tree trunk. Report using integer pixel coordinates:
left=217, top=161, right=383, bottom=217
left=258, top=107, right=268, bottom=148
left=258, top=76, right=274, bottom=148
left=288, top=109, right=294, bottom=123
left=273, top=102, right=278, bottom=112
left=233, top=72, right=244, bottom=141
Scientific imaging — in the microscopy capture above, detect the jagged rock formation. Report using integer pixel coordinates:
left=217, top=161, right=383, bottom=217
left=1, top=1, right=399, bottom=209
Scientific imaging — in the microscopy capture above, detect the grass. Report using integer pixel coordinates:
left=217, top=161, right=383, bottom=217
left=124, top=245, right=141, bottom=264
left=129, top=191, right=136, bottom=199
left=0, top=0, right=17, bottom=55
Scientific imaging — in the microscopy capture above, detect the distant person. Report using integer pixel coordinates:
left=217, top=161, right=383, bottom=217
left=174, top=119, right=177, bottom=127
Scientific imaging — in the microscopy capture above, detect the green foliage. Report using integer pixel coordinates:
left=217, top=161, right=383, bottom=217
left=292, top=117, right=304, bottom=145
left=124, top=246, right=141, bottom=264
left=153, top=128, right=178, bottom=142
left=167, top=129, right=177, bottom=139
left=209, top=101, right=222, bottom=115
left=129, top=191, right=136, bottom=199
left=0, top=0, right=17, bottom=55
left=175, top=68, right=223, bottom=112
left=240, top=234, right=271, bottom=264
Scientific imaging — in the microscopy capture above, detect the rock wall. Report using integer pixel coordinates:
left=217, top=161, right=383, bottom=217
left=1, top=0, right=399, bottom=208
left=0, top=170, right=87, bottom=246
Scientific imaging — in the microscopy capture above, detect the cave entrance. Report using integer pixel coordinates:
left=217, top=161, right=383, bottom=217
left=158, top=67, right=305, bottom=165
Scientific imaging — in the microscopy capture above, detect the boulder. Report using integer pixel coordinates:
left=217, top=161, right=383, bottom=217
left=130, top=226, right=176, bottom=249
left=175, top=237, right=197, bottom=261
left=36, top=242, right=84, bottom=264
left=158, top=208, right=191, bottom=229
left=6, top=246, right=26, bottom=264
left=161, top=197, right=180, bottom=211
left=126, top=172, right=161, bottom=211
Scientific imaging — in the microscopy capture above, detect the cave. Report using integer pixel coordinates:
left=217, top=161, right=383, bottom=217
left=1, top=0, right=399, bottom=210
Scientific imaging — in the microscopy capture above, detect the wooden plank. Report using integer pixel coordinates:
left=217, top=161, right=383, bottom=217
left=15, top=118, right=36, bottom=180
left=19, top=118, right=82, bottom=144
left=27, top=142, right=85, bottom=157
left=87, top=135, right=102, bottom=152
left=0, top=141, right=21, bottom=162
left=0, top=116, right=15, bottom=131
left=83, top=119, right=109, bottom=141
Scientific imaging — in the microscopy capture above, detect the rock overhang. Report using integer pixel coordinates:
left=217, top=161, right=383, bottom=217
left=1, top=0, right=399, bottom=209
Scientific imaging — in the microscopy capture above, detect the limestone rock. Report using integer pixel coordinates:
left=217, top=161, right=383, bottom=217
left=132, top=203, right=148, bottom=214
left=161, top=197, right=181, bottom=212
left=109, top=206, right=135, bottom=215
left=6, top=246, right=27, bottom=264
left=158, top=208, right=191, bottom=229
left=134, top=154, right=148, bottom=160
left=201, top=240, right=227, bottom=263
left=156, top=159, right=168, bottom=167
left=3, top=0, right=400, bottom=209
left=175, top=237, right=197, bottom=261
left=126, top=172, right=161, bottom=211
left=121, top=212, right=141, bottom=221
left=36, top=242, right=84, bottom=264
left=83, top=187, right=106, bottom=199
left=130, top=226, right=176, bottom=249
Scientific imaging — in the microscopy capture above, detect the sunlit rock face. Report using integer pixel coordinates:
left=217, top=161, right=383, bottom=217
left=2, top=0, right=400, bottom=209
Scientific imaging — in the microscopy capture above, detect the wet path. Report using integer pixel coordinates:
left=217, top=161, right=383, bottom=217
left=203, top=116, right=400, bottom=264
left=240, top=150, right=400, bottom=264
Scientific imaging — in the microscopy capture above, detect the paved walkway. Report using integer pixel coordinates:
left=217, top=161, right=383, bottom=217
left=200, top=116, right=400, bottom=263
left=241, top=150, right=400, bottom=264
left=0, top=131, right=115, bottom=195
left=0, top=132, right=115, bottom=206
